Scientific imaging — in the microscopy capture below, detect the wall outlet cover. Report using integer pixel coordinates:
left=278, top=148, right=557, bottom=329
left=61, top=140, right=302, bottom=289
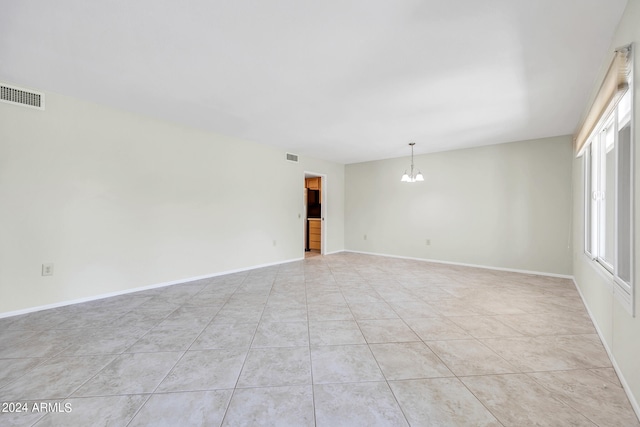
left=42, top=263, right=54, bottom=276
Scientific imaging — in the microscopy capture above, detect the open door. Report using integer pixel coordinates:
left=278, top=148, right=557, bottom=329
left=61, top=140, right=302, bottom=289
left=304, top=172, right=326, bottom=257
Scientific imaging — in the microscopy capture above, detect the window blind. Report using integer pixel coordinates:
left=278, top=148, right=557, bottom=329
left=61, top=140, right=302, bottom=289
left=574, top=44, right=632, bottom=155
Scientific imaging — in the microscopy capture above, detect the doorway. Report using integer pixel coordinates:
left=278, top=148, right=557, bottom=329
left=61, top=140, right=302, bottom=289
left=303, top=172, right=326, bottom=258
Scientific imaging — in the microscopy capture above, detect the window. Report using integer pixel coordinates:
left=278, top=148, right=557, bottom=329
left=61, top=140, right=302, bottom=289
left=584, top=89, right=634, bottom=314
left=579, top=44, right=634, bottom=315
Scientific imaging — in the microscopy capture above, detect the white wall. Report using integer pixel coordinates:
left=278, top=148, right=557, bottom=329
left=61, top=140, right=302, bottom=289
left=0, top=89, right=344, bottom=315
left=572, top=0, right=640, bottom=414
left=345, top=136, right=573, bottom=275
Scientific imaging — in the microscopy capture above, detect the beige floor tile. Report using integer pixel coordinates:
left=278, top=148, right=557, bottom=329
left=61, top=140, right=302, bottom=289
left=73, top=352, right=183, bottom=396
left=404, top=316, right=472, bottom=341
left=342, top=290, right=385, bottom=305
left=409, top=287, right=454, bottom=301
left=214, top=304, right=265, bottom=324
left=314, top=382, right=408, bottom=426
left=109, top=308, right=171, bottom=329
left=2, top=253, right=636, bottom=426
left=553, top=334, right=611, bottom=367
left=494, top=312, right=596, bottom=336
left=265, top=292, right=307, bottom=307
left=226, top=293, right=270, bottom=306
left=0, top=402, right=47, bottom=426
left=251, top=321, right=309, bottom=348
left=374, top=287, right=419, bottom=302
left=131, top=298, right=182, bottom=313
left=261, top=305, right=308, bottom=322
left=588, top=367, right=623, bottom=387
left=157, top=349, right=246, bottom=392
left=160, top=306, right=218, bottom=328
left=311, top=345, right=384, bottom=384
left=0, top=358, right=45, bottom=389
left=461, top=373, right=596, bottom=426
left=427, top=298, right=487, bottom=316
left=0, top=329, right=38, bottom=349
left=348, top=302, right=399, bottom=319
left=369, top=342, right=453, bottom=380
left=427, top=339, right=518, bottom=376
left=4, top=308, right=71, bottom=331
left=60, top=327, right=148, bottom=356
left=389, top=378, right=501, bottom=426
left=237, top=347, right=311, bottom=387
left=357, top=319, right=420, bottom=343
left=482, top=335, right=611, bottom=372
left=189, top=322, right=257, bottom=350
left=182, top=292, right=230, bottom=307
left=448, top=315, right=522, bottom=338
left=126, top=324, right=204, bottom=353
left=34, top=395, right=148, bottom=427
left=528, top=369, right=640, bottom=427
left=469, top=297, right=529, bottom=315
left=522, top=296, right=590, bottom=315
left=1, top=329, right=88, bottom=359
left=223, top=385, right=314, bottom=426
left=307, top=304, right=353, bottom=321
left=306, top=291, right=347, bottom=305
left=388, top=300, right=440, bottom=318
left=309, top=320, right=366, bottom=345
left=0, top=355, right=115, bottom=401
left=129, top=390, right=232, bottom=427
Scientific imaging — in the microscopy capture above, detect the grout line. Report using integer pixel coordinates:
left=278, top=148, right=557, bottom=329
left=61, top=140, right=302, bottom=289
left=456, top=376, right=508, bottom=427
left=218, top=267, right=274, bottom=426
left=127, top=275, right=248, bottom=425
left=4, top=253, right=637, bottom=425
left=331, top=258, right=413, bottom=426
left=303, top=257, right=318, bottom=427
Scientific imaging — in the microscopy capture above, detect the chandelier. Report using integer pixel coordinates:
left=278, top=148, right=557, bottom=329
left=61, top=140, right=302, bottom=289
left=400, top=142, right=424, bottom=182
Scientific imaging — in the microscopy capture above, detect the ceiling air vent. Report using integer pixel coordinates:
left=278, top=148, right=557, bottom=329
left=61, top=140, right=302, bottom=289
left=0, top=83, right=45, bottom=110
left=286, top=153, right=299, bottom=163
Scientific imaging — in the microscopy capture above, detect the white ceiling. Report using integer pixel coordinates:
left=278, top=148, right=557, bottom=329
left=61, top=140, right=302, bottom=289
left=0, top=0, right=627, bottom=164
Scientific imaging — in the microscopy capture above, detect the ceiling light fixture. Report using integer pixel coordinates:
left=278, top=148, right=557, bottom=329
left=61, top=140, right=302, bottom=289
left=401, top=142, right=424, bottom=183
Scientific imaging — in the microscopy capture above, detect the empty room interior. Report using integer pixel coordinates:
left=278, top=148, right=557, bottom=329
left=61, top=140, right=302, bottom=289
left=1, top=1, right=640, bottom=426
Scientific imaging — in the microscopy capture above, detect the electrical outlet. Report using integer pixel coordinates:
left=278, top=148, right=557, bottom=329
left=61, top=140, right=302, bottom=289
left=426, top=239, right=431, bottom=246
left=42, top=263, right=54, bottom=276
left=364, top=234, right=367, bottom=240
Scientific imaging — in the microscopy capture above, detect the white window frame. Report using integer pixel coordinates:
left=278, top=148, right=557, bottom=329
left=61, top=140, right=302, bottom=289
left=583, top=88, right=635, bottom=316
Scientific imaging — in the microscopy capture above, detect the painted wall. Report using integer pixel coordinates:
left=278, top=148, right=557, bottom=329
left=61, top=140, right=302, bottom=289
left=572, top=0, right=640, bottom=415
left=0, top=89, right=344, bottom=315
left=345, top=135, right=573, bottom=275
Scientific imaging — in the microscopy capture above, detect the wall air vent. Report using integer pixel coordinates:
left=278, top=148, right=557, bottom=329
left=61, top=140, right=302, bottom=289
left=0, top=83, right=45, bottom=110
left=286, top=153, right=299, bottom=163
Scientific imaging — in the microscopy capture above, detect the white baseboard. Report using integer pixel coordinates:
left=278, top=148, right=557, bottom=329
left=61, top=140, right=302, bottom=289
left=343, top=250, right=573, bottom=279
left=0, top=257, right=304, bottom=319
left=322, top=250, right=344, bottom=256
left=572, top=277, right=640, bottom=421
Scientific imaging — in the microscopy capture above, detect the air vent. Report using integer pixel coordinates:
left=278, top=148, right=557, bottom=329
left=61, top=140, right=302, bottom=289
left=0, top=83, right=45, bottom=110
left=286, top=153, right=299, bottom=163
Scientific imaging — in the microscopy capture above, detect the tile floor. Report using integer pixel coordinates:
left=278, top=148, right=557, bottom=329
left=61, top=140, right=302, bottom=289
left=0, top=253, right=638, bottom=426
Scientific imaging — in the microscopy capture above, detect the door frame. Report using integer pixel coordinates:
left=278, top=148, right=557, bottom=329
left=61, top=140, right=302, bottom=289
left=303, top=171, right=327, bottom=256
